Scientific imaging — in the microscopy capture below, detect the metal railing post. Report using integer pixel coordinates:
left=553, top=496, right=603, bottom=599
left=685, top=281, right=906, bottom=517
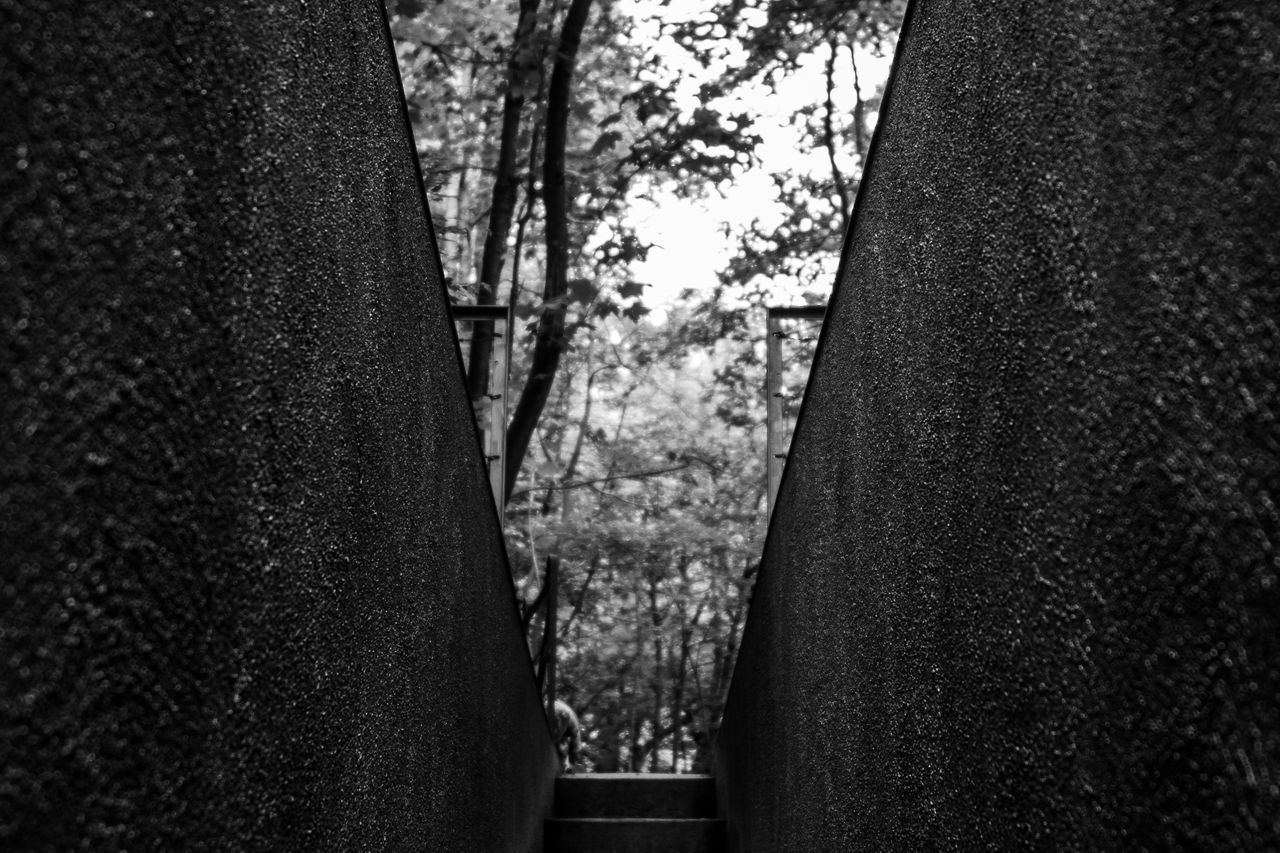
left=450, top=303, right=512, bottom=521
left=765, top=305, right=827, bottom=522
left=766, top=312, right=785, bottom=521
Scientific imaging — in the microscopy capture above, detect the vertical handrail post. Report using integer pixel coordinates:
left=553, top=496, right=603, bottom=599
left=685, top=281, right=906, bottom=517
left=487, top=307, right=510, bottom=513
left=765, top=305, right=827, bottom=523
left=766, top=312, right=785, bottom=521
left=450, top=304, right=511, bottom=523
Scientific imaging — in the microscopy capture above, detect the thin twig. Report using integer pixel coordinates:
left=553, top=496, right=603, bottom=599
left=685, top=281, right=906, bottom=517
left=509, top=462, right=690, bottom=501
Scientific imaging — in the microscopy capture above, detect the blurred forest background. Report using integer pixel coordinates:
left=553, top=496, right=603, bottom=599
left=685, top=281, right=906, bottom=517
left=385, top=0, right=905, bottom=772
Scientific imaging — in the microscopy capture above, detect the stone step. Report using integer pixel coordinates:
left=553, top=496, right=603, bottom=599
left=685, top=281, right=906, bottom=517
left=554, top=773, right=718, bottom=819
left=545, top=817, right=727, bottom=853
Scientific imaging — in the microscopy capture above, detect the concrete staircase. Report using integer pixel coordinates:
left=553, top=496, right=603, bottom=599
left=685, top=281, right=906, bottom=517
left=546, top=773, right=726, bottom=853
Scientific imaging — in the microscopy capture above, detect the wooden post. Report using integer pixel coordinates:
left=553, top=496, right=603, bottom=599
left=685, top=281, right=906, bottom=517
left=766, top=312, right=785, bottom=522
left=487, top=309, right=509, bottom=512
left=765, top=305, right=827, bottom=523
left=449, top=304, right=511, bottom=521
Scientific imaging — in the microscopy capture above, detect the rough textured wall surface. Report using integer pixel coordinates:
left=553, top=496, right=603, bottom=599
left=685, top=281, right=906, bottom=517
left=717, top=1, right=1279, bottom=849
left=1, top=2, right=557, bottom=850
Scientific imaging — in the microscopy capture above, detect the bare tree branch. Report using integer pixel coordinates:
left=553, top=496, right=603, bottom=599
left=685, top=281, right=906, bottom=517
left=505, top=0, right=597, bottom=499
left=466, top=0, right=544, bottom=402
left=823, top=35, right=851, bottom=229
left=509, top=462, right=690, bottom=502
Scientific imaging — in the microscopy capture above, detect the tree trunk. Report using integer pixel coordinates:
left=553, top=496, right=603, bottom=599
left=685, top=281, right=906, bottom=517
left=851, top=44, right=870, bottom=169
left=671, top=554, right=693, bottom=771
left=649, top=572, right=664, bottom=772
left=504, top=0, right=595, bottom=499
left=822, top=36, right=851, bottom=230
left=465, top=0, right=543, bottom=403
left=541, top=554, right=560, bottom=713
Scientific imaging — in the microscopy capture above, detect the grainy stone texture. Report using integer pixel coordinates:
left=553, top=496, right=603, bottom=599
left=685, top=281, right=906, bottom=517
left=1, top=2, right=556, bottom=850
left=716, top=1, right=1280, bottom=850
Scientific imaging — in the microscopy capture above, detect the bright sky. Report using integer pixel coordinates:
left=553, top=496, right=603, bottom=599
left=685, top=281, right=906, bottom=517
left=618, top=2, right=896, bottom=314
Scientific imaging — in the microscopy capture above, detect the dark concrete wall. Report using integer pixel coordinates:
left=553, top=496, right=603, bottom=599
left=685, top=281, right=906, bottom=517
left=717, top=1, right=1279, bottom=849
left=1, top=3, right=556, bottom=851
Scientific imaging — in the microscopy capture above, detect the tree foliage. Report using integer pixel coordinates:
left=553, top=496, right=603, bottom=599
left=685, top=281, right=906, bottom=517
left=386, top=0, right=904, bottom=771
left=505, top=312, right=767, bottom=770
